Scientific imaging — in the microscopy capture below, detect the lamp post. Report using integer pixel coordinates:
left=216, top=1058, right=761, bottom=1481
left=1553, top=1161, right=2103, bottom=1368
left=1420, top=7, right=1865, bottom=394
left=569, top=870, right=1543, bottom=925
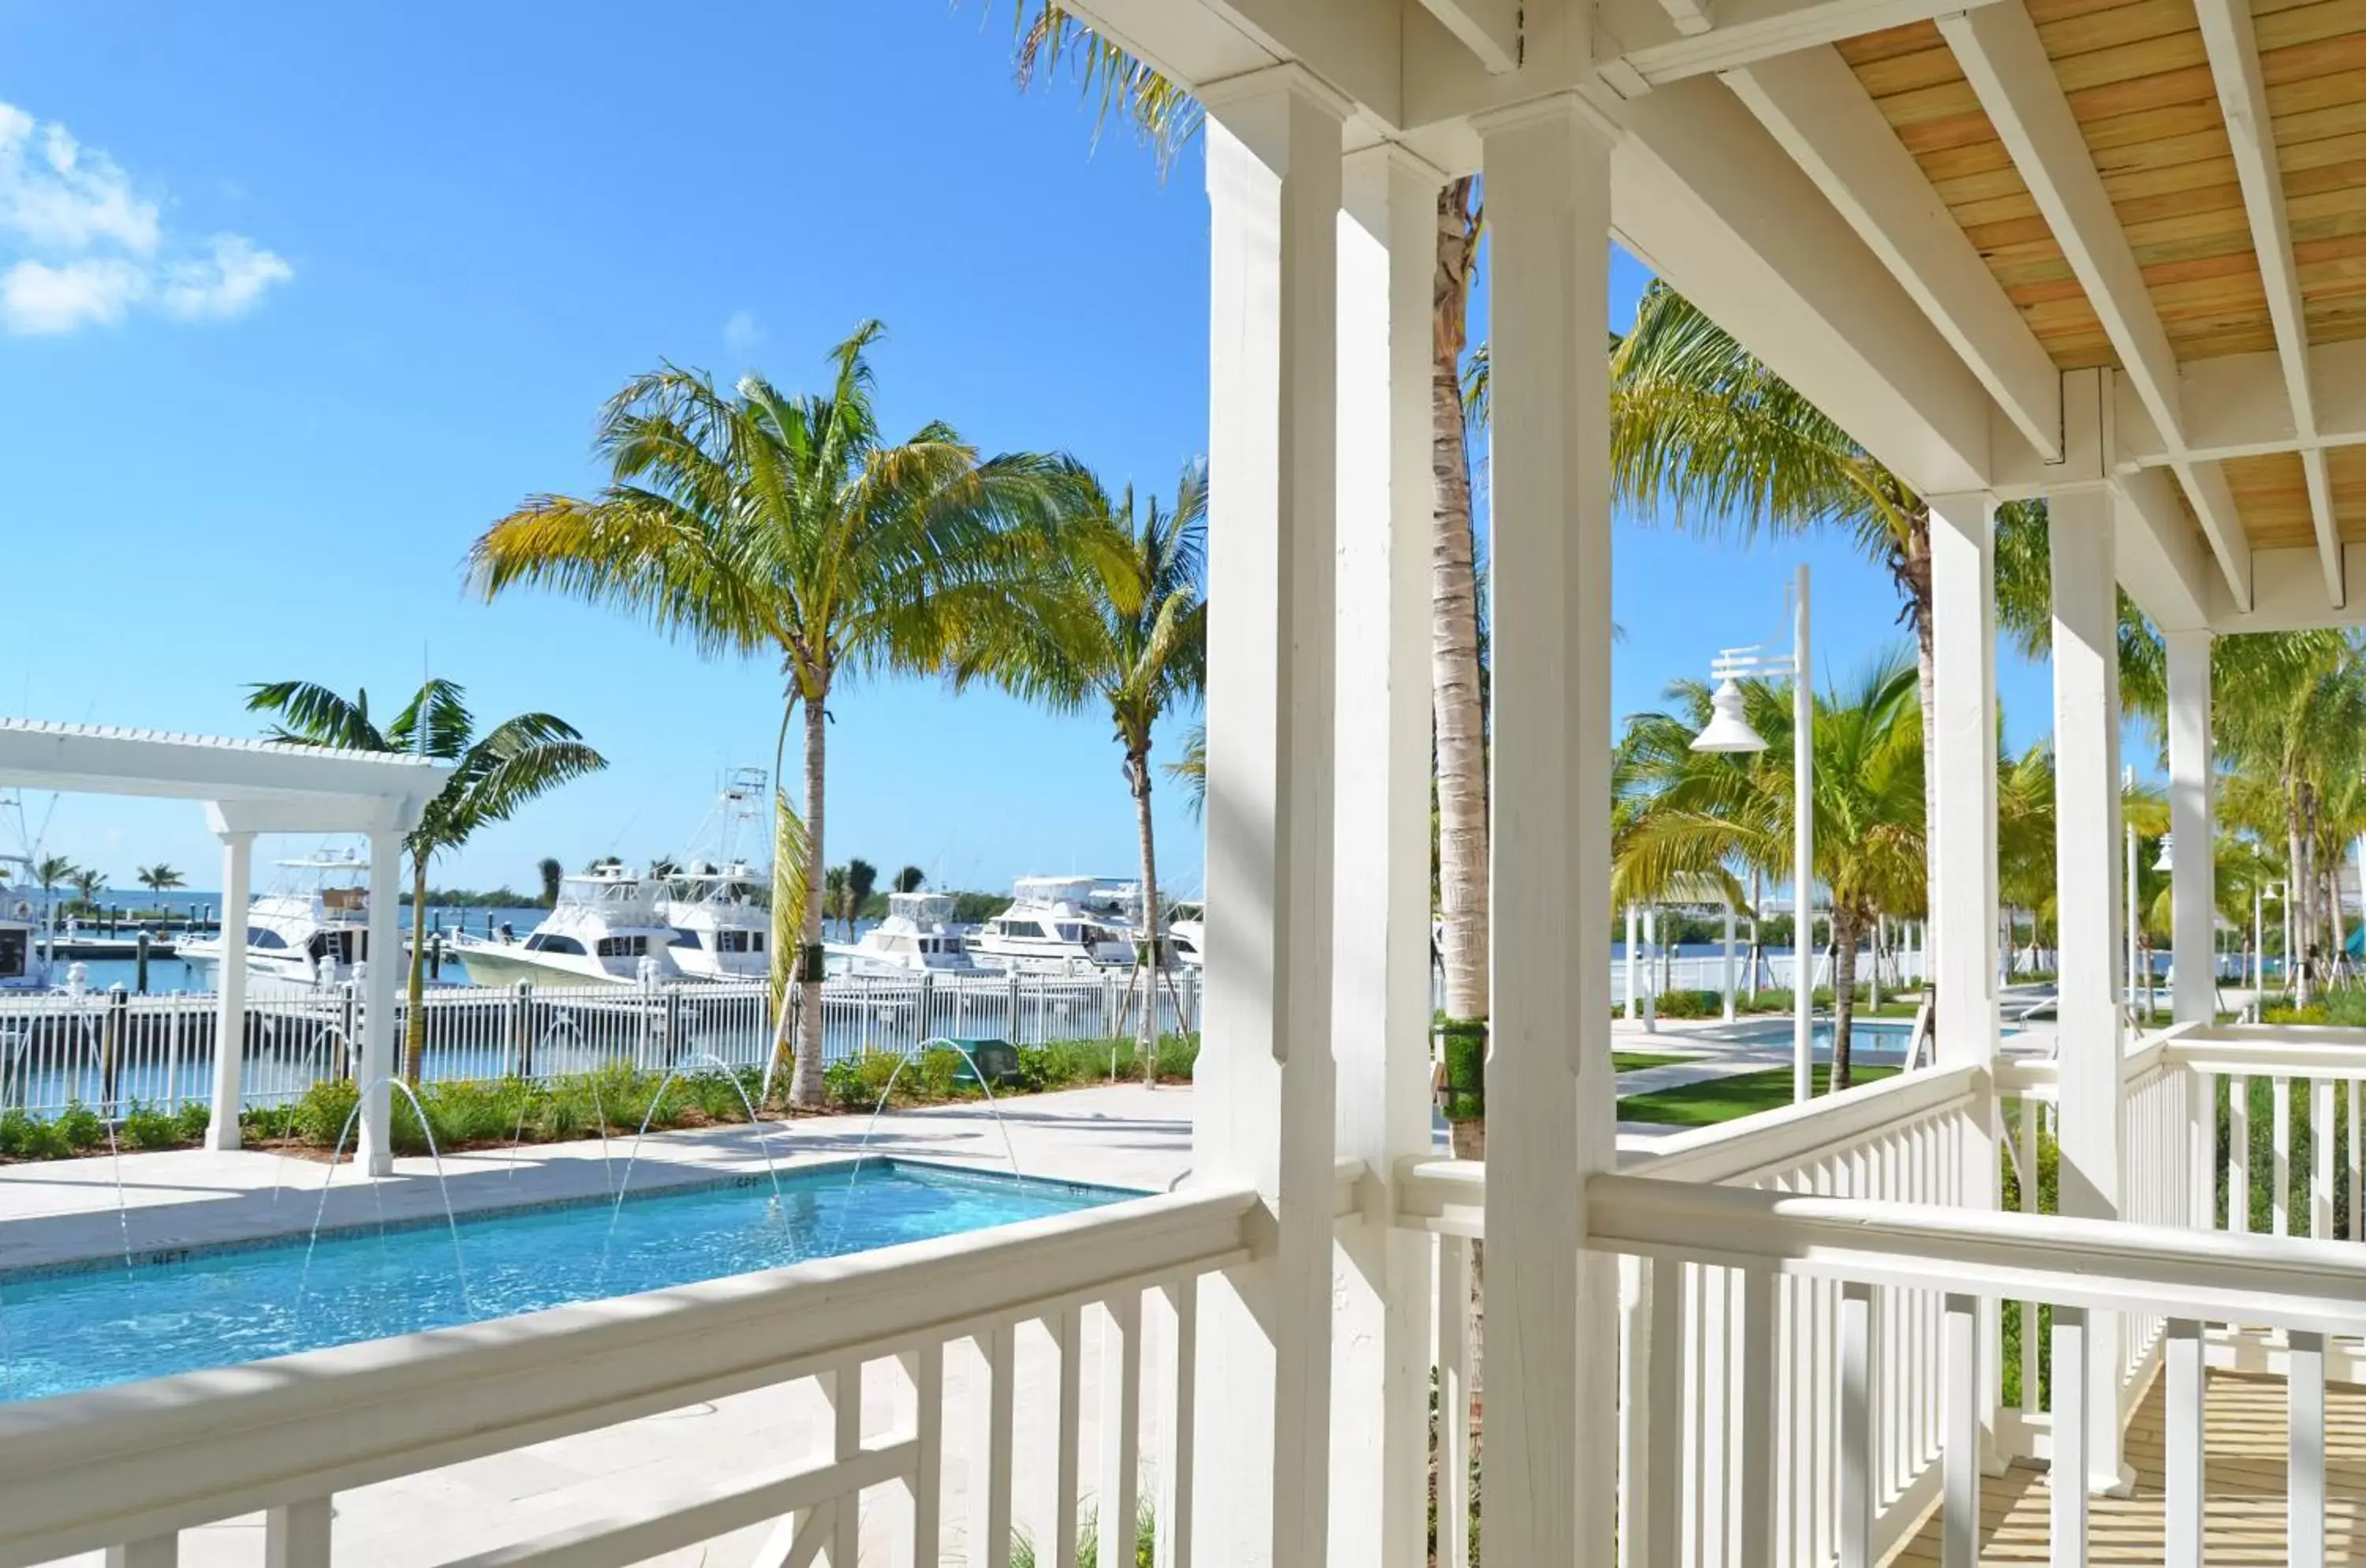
left=1692, top=563, right=1812, bottom=1103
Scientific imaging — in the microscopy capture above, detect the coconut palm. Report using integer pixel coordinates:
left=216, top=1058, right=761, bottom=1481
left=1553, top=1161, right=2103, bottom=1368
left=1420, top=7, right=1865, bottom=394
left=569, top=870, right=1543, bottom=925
left=1616, top=654, right=1927, bottom=1090
left=469, top=323, right=1061, bottom=1107
left=823, top=866, right=850, bottom=943
left=983, top=5, right=1495, bottom=1036
left=953, top=464, right=1207, bottom=1081
left=844, top=858, right=879, bottom=933
left=894, top=864, right=927, bottom=895
left=69, top=867, right=106, bottom=913
left=1168, top=723, right=1206, bottom=820
left=136, top=864, right=185, bottom=909
left=32, top=855, right=74, bottom=918
left=248, top=678, right=606, bottom=1081
left=538, top=857, right=564, bottom=907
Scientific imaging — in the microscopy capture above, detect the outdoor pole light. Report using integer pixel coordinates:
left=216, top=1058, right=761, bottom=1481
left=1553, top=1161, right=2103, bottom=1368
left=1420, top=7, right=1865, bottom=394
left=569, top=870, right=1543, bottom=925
left=2154, top=834, right=2174, bottom=873
left=1691, top=563, right=1812, bottom=1103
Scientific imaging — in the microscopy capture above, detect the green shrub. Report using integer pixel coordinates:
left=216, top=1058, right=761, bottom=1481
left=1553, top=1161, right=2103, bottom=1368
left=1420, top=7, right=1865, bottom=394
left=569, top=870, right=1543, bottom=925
left=55, top=1102, right=105, bottom=1152
left=120, top=1102, right=184, bottom=1152
left=825, top=1052, right=905, bottom=1111
left=293, top=1079, right=361, bottom=1149
left=174, top=1101, right=211, bottom=1141
left=0, top=1107, right=33, bottom=1158
left=14, top=1117, right=71, bottom=1160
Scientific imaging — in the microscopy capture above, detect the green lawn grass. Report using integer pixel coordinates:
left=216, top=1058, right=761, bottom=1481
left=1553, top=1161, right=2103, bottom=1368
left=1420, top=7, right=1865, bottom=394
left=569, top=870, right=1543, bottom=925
left=1610, top=1051, right=1696, bottom=1073
left=1618, top=1064, right=1901, bottom=1128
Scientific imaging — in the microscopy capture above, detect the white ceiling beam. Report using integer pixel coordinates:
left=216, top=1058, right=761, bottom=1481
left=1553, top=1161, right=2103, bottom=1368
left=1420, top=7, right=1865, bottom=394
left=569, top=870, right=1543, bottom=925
left=2113, top=338, right=2366, bottom=466
left=1723, top=46, right=2061, bottom=464
left=1657, top=0, right=1718, bottom=39
left=2115, top=467, right=2215, bottom=633
left=1596, top=0, right=2006, bottom=94
left=1410, top=0, right=1520, bottom=72
left=2210, top=547, right=2366, bottom=633
left=1611, top=75, right=1996, bottom=497
left=1940, top=0, right=2254, bottom=610
left=2194, top=0, right=2338, bottom=605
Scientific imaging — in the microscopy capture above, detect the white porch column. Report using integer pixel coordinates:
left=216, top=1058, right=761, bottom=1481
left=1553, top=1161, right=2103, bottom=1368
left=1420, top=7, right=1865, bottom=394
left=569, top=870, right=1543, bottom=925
left=2166, top=629, right=2216, bottom=1025
left=357, top=826, right=404, bottom=1178
left=1329, top=140, right=1439, bottom=1568
left=203, top=817, right=253, bottom=1150
left=1928, top=494, right=2001, bottom=1077
left=2049, top=485, right=2129, bottom=1494
left=1192, top=65, right=1345, bottom=1568
left=1479, top=93, right=1621, bottom=1565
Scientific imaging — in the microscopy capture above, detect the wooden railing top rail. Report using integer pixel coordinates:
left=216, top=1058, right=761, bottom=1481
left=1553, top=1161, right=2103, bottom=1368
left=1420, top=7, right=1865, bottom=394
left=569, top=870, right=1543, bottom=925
left=1624, top=1063, right=1981, bottom=1186
left=0, top=1185, right=1258, bottom=1568
left=2171, top=1021, right=2366, bottom=1077
left=1584, top=1174, right=2366, bottom=1333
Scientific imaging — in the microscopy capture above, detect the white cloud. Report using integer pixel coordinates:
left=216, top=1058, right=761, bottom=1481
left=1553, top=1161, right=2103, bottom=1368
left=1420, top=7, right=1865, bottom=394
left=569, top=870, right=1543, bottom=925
left=0, top=100, right=289, bottom=335
left=723, top=308, right=763, bottom=354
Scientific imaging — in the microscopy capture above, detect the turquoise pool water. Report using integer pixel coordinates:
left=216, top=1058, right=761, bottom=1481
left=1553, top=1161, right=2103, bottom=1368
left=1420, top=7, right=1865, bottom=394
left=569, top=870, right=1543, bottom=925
left=0, top=1162, right=1123, bottom=1405
left=1716, top=1018, right=2020, bottom=1060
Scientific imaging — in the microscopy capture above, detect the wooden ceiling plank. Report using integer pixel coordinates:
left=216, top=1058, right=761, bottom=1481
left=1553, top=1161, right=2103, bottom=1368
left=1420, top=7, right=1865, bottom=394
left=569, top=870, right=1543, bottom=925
left=1729, top=45, right=2065, bottom=458
left=2195, top=0, right=2339, bottom=601
left=1941, top=0, right=2257, bottom=606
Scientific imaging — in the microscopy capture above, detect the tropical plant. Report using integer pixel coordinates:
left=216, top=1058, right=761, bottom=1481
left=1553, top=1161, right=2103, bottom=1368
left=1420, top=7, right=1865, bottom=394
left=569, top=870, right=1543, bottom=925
left=248, top=678, right=606, bottom=1081
left=32, top=855, right=73, bottom=908
left=1168, top=722, right=1206, bottom=820
left=979, top=5, right=1496, bottom=1086
left=136, top=864, right=185, bottom=902
left=823, top=865, right=850, bottom=942
left=468, top=323, right=1062, bottom=1107
left=1615, top=654, right=1927, bottom=1091
left=952, top=464, right=1207, bottom=1081
left=538, top=857, right=564, bottom=907
left=843, top=857, right=879, bottom=935
left=69, top=867, right=105, bottom=910
left=893, top=864, right=926, bottom=894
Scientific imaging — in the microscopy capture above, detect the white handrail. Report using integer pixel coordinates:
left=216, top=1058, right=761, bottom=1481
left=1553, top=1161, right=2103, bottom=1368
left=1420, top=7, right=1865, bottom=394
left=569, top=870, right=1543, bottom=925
left=0, top=1185, right=1256, bottom=1566
left=1623, top=1064, right=1980, bottom=1186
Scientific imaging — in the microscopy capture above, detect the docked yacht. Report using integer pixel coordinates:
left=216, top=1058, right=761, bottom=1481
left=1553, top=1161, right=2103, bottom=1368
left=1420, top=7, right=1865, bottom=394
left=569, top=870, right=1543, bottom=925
left=827, top=890, right=983, bottom=977
left=449, top=864, right=683, bottom=987
left=968, top=875, right=1137, bottom=974
left=656, top=768, right=772, bottom=981
left=0, top=854, right=48, bottom=995
left=662, top=860, right=771, bottom=980
left=182, top=850, right=381, bottom=987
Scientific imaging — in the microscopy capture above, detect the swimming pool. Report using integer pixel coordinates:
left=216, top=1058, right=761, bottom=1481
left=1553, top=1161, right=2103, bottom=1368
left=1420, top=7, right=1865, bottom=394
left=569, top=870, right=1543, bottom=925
left=1711, top=1018, right=2021, bottom=1060
left=0, top=1161, right=1125, bottom=1405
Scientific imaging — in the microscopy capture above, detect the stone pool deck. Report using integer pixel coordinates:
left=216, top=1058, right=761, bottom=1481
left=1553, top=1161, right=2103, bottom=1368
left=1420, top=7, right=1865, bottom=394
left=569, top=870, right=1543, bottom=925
left=5, top=1085, right=1194, bottom=1568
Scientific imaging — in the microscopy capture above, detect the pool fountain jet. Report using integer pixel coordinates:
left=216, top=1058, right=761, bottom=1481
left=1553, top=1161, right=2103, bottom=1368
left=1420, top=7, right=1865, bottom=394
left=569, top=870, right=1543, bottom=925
left=506, top=1073, right=614, bottom=1196
left=849, top=1038, right=1028, bottom=1193
left=607, top=1051, right=786, bottom=1216
left=296, top=1076, right=472, bottom=1319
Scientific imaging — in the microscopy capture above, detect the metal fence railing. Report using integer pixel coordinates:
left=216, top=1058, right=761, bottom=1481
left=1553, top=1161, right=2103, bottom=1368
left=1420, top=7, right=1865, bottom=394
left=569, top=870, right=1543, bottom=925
left=0, top=969, right=1204, bottom=1122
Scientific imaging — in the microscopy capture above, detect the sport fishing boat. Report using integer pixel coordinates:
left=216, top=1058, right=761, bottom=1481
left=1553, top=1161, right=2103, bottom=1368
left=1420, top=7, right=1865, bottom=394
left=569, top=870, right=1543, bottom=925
left=657, top=768, right=771, bottom=980
left=968, top=875, right=1137, bottom=974
left=448, top=864, right=684, bottom=987
left=827, top=890, right=984, bottom=977
left=0, top=853, right=49, bottom=995
left=181, top=849, right=382, bottom=987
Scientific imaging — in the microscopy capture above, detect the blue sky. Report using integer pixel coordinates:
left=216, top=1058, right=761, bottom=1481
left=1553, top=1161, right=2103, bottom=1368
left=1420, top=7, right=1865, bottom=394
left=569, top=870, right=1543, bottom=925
left=1, top=0, right=2057, bottom=897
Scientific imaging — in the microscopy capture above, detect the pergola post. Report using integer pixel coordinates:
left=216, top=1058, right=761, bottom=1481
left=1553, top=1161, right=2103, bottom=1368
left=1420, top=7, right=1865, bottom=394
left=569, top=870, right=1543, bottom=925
left=1329, top=140, right=1440, bottom=1568
left=358, top=825, right=405, bottom=1178
left=1191, top=64, right=1345, bottom=1568
left=1478, top=91, right=1621, bottom=1565
left=2166, top=629, right=2216, bottom=1025
left=203, top=817, right=253, bottom=1151
left=2049, top=483, right=2131, bottom=1494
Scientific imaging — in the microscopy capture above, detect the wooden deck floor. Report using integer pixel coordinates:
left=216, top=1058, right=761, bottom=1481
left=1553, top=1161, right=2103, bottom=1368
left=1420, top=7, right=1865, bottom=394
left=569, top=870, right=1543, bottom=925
left=1892, top=1372, right=2366, bottom=1564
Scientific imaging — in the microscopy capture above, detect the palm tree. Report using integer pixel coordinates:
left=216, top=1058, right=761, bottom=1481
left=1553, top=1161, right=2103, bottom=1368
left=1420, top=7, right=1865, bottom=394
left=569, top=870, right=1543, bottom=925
left=983, top=6, right=1496, bottom=1043
left=893, top=864, right=927, bottom=894
left=954, top=465, right=1207, bottom=1080
left=1168, top=722, right=1206, bottom=820
left=248, top=679, right=605, bottom=1081
left=538, top=857, right=564, bottom=907
left=1616, top=654, right=1927, bottom=1091
left=844, top=857, right=879, bottom=932
left=469, top=323, right=1060, bottom=1107
left=32, top=855, right=73, bottom=923
left=69, top=867, right=106, bottom=913
left=136, top=864, right=185, bottom=911
left=823, top=866, right=850, bottom=942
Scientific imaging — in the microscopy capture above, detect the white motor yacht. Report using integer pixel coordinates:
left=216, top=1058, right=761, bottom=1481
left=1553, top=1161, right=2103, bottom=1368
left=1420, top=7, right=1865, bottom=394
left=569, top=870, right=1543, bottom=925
left=968, top=875, right=1137, bottom=974
left=1167, top=917, right=1205, bottom=970
left=827, top=891, right=983, bottom=977
left=0, top=853, right=48, bottom=995
left=182, top=850, right=382, bottom=987
left=450, top=864, right=684, bottom=987
left=657, top=768, right=772, bottom=981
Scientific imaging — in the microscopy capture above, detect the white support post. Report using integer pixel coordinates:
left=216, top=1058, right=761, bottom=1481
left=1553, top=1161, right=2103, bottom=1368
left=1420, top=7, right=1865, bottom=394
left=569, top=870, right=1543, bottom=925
left=1192, top=65, right=1346, bottom=1568
left=1722, top=898, right=1738, bottom=1022
left=1942, top=1293, right=1980, bottom=1568
left=2047, top=485, right=2127, bottom=1495
left=1330, top=140, right=1440, bottom=1568
left=2051, top=1305, right=2091, bottom=1563
left=2164, top=1320, right=2203, bottom=1568
left=1478, top=91, right=1621, bottom=1567
left=1625, top=902, right=1640, bottom=1020
left=358, top=825, right=403, bottom=1178
left=2166, top=631, right=2215, bottom=1025
left=1839, top=1280, right=1875, bottom=1568
left=2292, top=1329, right=2327, bottom=1568
left=203, top=819, right=253, bottom=1150
left=1928, top=491, right=2001, bottom=1454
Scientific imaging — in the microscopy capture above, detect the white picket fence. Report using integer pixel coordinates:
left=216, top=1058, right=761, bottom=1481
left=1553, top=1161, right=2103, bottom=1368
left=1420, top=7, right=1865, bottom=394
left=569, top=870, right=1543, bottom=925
left=0, top=969, right=1202, bottom=1121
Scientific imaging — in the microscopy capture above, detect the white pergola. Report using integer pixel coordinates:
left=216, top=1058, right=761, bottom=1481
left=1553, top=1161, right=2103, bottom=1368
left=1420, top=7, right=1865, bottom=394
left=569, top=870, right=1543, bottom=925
left=0, top=720, right=450, bottom=1176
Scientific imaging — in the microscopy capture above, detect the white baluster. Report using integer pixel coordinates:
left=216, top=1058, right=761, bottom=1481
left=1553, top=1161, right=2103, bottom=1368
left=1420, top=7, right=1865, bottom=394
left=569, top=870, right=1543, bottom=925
left=2312, top=1078, right=2335, bottom=1239
left=1739, top=1269, right=1774, bottom=1568
left=1942, top=1294, right=1980, bottom=1568
left=2229, top=1075, right=2251, bottom=1233
left=830, top=1357, right=861, bottom=1568
left=2292, top=1329, right=2327, bottom=1568
left=1640, top=1254, right=1683, bottom=1568
left=969, top=1326, right=1016, bottom=1568
left=1155, top=1279, right=1196, bottom=1568
left=1838, top=1280, right=1874, bottom=1568
left=1099, top=1292, right=1141, bottom=1568
left=264, top=1498, right=330, bottom=1568
left=898, top=1342, right=944, bottom=1568
left=2051, top=1307, right=2088, bottom=1566
left=2351, top=1081, right=2362, bottom=1242
left=104, top=1538, right=176, bottom=1568
left=1438, top=1238, right=1472, bottom=1568
left=1055, top=1306, right=1084, bottom=1568
left=2164, top=1320, right=2203, bottom=1568
left=2274, top=1076, right=2293, bottom=1235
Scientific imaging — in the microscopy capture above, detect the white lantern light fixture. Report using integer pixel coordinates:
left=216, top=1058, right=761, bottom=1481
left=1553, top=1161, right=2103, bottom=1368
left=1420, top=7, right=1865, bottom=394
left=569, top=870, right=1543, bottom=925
left=1690, top=678, right=1769, bottom=755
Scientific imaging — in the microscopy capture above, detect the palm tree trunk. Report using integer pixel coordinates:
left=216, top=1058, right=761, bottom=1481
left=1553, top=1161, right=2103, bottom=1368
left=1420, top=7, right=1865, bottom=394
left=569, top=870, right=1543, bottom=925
left=1432, top=175, right=1490, bottom=1029
left=1830, top=905, right=1860, bottom=1093
left=790, top=696, right=830, bottom=1107
left=1130, top=750, right=1162, bottom=1086
left=404, top=856, right=431, bottom=1084
left=2292, top=809, right=2314, bottom=1008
